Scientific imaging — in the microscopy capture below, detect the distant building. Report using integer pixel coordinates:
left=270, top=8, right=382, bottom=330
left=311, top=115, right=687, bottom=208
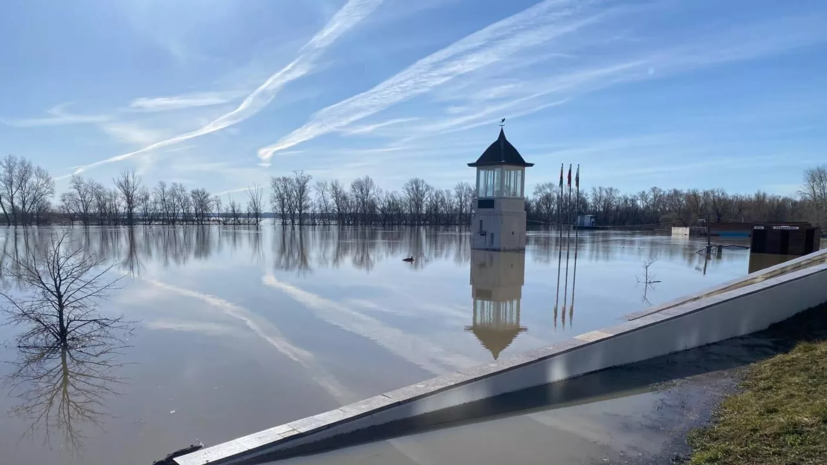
left=469, top=128, right=533, bottom=250
left=710, top=222, right=813, bottom=238
left=748, top=223, right=822, bottom=273
left=576, top=214, right=596, bottom=228
left=466, top=250, right=527, bottom=360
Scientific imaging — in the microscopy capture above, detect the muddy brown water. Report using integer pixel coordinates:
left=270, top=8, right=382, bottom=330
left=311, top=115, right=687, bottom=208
left=0, top=226, right=763, bottom=465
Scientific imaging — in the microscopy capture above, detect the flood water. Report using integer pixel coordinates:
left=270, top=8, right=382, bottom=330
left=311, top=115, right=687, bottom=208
left=0, top=226, right=754, bottom=465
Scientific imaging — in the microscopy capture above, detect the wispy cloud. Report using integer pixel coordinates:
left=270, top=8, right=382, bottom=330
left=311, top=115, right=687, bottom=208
left=100, top=122, right=165, bottom=145
left=340, top=117, right=419, bottom=136
left=257, top=0, right=600, bottom=159
left=259, top=2, right=827, bottom=167
left=214, top=186, right=257, bottom=196
left=69, top=0, right=385, bottom=175
left=1, top=102, right=108, bottom=127
left=128, top=91, right=241, bottom=112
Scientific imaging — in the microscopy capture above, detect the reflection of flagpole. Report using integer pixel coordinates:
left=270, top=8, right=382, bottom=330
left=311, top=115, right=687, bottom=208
left=562, top=165, right=573, bottom=323
left=571, top=165, right=580, bottom=325
left=554, top=164, right=563, bottom=328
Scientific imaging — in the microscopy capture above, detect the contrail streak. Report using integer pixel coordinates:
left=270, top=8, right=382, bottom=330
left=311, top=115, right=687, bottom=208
left=69, top=0, right=384, bottom=176
left=258, top=0, right=599, bottom=159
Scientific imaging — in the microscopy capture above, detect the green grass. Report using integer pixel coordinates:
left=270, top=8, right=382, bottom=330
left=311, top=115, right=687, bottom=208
left=688, top=340, right=827, bottom=465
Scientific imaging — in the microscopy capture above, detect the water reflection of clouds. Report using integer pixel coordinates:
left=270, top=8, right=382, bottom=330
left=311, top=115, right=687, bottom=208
left=144, top=319, right=238, bottom=336
left=136, top=277, right=354, bottom=403
left=262, top=274, right=478, bottom=374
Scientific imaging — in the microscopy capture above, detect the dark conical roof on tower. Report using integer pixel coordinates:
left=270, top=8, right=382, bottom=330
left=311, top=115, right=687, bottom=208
left=468, top=128, right=534, bottom=168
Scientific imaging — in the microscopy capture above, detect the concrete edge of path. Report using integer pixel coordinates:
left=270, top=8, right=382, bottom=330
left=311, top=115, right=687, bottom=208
left=176, top=248, right=827, bottom=465
left=624, top=249, right=827, bottom=321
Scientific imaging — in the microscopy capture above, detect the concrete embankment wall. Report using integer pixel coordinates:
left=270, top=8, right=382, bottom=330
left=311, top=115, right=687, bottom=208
left=177, top=249, right=827, bottom=465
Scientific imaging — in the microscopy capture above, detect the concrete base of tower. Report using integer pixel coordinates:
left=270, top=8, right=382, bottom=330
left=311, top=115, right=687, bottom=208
left=470, top=209, right=527, bottom=251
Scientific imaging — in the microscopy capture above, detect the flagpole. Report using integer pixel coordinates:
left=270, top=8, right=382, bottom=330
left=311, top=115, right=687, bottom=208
left=563, top=164, right=572, bottom=326
left=571, top=165, right=580, bottom=325
left=555, top=164, right=563, bottom=327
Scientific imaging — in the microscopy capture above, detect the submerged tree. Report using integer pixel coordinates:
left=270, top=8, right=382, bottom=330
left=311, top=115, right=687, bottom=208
left=0, top=230, right=131, bottom=453
left=0, top=230, right=127, bottom=350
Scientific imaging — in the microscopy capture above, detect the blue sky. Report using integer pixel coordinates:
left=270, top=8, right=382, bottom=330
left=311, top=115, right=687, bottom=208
left=1, top=0, right=826, bottom=199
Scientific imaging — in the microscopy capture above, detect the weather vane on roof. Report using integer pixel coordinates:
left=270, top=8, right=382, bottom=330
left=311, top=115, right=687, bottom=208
left=500, top=117, right=506, bottom=128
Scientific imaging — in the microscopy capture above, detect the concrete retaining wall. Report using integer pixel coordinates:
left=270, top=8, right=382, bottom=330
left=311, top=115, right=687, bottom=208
left=177, top=249, right=827, bottom=465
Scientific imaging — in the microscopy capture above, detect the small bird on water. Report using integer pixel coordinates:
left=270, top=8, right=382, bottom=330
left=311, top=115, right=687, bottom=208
left=403, top=256, right=414, bottom=262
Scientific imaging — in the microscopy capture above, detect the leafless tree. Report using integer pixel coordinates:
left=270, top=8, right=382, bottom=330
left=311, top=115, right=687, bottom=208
left=454, top=182, right=475, bottom=224
left=190, top=188, right=212, bottom=225
left=0, top=154, right=22, bottom=224
left=0, top=155, right=54, bottom=225
left=226, top=196, right=241, bottom=225
left=60, top=192, right=80, bottom=224
left=138, top=186, right=153, bottom=224
left=0, top=230, right=127, bottom=350
left=315, top=180, right=331, bottom=226
left=635, top=257, right=660, bottom=306
left=154, top=181, right=171, bottom=224
left=91, top=182, right=108, bottom=225
left=330, top=180, right=349, bottom=225
left=292, top=170, right=313, bottom=225
left=113, top=170, right=141, bottom=225
left=403, top=178, right=430, bottom=225
left=246, top=185, right=264, bottom=225
left=270, top=176, right=291, bottom=225
left=350, top=176, right=377, bottom=225
left=211, top=196, right=222, bottom=223
left=801, top=165, right=827, bottom=229
left=1, top=229, right=130, bottom=451
left=170, top=182, right=188, bottom=225
left=636, top=257, right=660, bottom=285
left=69, top=175, right=95, bottom=226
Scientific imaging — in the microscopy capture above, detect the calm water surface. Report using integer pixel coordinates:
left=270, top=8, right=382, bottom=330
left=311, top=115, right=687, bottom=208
left=0, top=226, right=752, bottom=465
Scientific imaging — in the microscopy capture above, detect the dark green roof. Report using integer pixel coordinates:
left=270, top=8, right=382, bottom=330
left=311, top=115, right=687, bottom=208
left=468, top=128, right=533, bottom=168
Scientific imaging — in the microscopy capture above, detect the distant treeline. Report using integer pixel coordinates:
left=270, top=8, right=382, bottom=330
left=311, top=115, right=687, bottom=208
left=528, top=177, right=827, bottom=229
left=2, top=154, right=826, bottom=229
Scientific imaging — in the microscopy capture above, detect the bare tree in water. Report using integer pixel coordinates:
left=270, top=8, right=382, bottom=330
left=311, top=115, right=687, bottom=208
left=113, top=169, right=142, bottom=226
left=0, top=230, right=127, bottom=350
left=0, top=230, right=131, bottom=452
left=246, top=184, right=264, bottom=225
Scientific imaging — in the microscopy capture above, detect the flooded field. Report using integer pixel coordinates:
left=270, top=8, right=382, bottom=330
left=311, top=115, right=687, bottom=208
left=0, top=226, right=754, bottom=465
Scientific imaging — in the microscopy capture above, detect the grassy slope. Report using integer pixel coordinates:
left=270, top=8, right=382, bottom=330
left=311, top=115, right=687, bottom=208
left=688, top=339, right=827, bottom=464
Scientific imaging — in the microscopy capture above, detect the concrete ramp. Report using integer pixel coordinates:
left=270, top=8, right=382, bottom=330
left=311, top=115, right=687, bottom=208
left=177, top=249, right=827, bottom=465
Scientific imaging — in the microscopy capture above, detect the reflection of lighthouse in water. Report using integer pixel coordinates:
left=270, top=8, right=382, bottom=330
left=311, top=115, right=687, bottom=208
left=466, top=250, right=527, bottom=360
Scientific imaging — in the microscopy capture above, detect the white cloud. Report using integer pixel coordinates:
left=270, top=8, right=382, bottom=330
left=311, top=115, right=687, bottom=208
left=257, top=0, right=600, bottom=159
left=129, top=92, right=241, bottom=112
left=340, top=117, right=419, bottom=136
left=100, top=122, right=165, bottom=145
left=69, top=0, right=386, bottom=175
left=258, top=2, right=827, bottom=167
left=1, top=102, right=108, bottom=127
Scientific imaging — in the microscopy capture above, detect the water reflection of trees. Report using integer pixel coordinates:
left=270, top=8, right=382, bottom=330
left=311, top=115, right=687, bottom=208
left=3, top=341, right=128, bottom=452
left=21, top=226, right=474, bottom=276
left=1, top=227, right=742, bottom=283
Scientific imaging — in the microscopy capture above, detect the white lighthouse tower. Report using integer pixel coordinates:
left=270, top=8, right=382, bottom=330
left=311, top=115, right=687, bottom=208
left=469, top=127, right=533, bottom=250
